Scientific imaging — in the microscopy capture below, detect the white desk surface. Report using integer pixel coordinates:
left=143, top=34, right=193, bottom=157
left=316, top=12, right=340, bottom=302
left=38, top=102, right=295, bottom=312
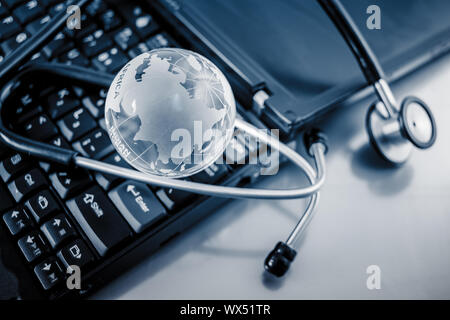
left=93, top=53, right=450, bottom=300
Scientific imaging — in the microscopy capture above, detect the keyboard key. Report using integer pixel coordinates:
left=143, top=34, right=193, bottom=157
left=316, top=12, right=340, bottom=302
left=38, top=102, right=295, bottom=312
left=41, top=214, right=76, bottom=248
left=85, top=0, right=106, bottom=17
left=0, top=2, right=8, bottom=17
left=0, top=16, right=21, bottom=40
left=18, top=231, right=48, bottom=263
left=133, top=14, right=159, bottom=38
left=66, top=186, right=132, bottom=256
left=191, top=163, right=229, bottom=184
left=57, top=107, right=96, bottom=142
left=43, top=32, right=74, bottom=58
left=109, top=181, right=167, bottom=233
left=23, top=114, right=58, bottom=141
left=25, top=15, right=50, bottom=35
left=40, top=0, right=57, bottom=8
left=34, top=257, right=63, bottom=290
left=13, top=0, right=43, bottom=24
left=92, top=46, right=128, bottom=73
left=59, top=47, right=89, bottom=67
left=95, top=152, right=131, bottom=190
left=156, top=187, right=195, bottom=212
left=48, top=1, right=64, bottom=16
left=8, top=168, right=47, bottom=202
left=10, top=88, right=44, bottom=124
left=1, top=31, right=29, bottom=54
left=128, top=42, right=149, bottom=59
left=113, top=27, right=139, bottom=51
left=3, top=207, right=32, bottom=236
left=81, top=88, right=107, bottom=119
left=4, top=0, right=24, bottom=9
left=49, top=169, right=91, bottom=199
left=47, top=135, right=71, bottom=150
left=99, top=9, right=121, bottom=32
left=24, top=189, right=60, bottom=223
left=81, top=29, right=112, bottom=57
left=146, top=32, right=175, bottom=50
left=0, top=183, right=14, bottom=212
left=57, top=239, right=95, bottom=272
left=72, top=129, right=114, bottom=160
left=64, top=12, right=92, bottom=39
left=46, top=87, right=79, bottom=119
left=0, top=153, right=30, bottom=182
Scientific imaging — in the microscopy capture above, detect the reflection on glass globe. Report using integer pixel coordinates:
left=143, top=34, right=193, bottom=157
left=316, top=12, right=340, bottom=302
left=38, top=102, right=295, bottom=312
left=105, top=48, right=236, bottom=178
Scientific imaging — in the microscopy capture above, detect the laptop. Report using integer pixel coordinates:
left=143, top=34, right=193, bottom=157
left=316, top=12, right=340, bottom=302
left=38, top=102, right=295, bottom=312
left=0, top=0, right=449, bottom=299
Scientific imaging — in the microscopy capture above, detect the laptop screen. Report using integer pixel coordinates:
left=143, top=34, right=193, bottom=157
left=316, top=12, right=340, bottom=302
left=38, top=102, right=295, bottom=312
left=179, top=0, right=450, bottom=104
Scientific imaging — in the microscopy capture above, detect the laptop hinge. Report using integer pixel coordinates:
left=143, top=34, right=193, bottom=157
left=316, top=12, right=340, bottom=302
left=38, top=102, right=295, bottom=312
left=252, top=90, right=270, bottom=116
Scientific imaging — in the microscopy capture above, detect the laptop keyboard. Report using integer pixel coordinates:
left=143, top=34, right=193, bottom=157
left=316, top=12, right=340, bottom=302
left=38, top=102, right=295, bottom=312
left=0, top=0, right=256, bottom=297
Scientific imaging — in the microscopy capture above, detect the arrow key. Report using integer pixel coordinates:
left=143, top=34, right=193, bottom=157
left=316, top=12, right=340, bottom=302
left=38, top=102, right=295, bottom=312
left=2, top=207, right=32, bottom=236
left=57, top=239, right=95, bottom=272
left=34, top=257, right=63, bottom=290
left=41, top=214, right=76, bottom=248
left=18, top=231, right=49, bottom=263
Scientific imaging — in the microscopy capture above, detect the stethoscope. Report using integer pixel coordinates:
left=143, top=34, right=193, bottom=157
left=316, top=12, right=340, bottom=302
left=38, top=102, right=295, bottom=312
left=0, top=0, right=436, bottom=278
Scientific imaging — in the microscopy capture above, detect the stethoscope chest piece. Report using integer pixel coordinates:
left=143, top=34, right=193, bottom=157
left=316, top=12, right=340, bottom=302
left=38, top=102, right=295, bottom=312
left=366, top=96, right=437, bottom=165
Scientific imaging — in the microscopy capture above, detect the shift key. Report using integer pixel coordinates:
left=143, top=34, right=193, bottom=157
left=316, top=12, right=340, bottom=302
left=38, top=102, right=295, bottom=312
left=109, top=181, right=167, bottom=233
left=66, top=186, right=132, bottom=256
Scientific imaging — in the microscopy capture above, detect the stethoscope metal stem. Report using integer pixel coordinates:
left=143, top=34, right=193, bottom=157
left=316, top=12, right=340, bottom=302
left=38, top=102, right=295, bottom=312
left=373, top=79, right=398, bottom=118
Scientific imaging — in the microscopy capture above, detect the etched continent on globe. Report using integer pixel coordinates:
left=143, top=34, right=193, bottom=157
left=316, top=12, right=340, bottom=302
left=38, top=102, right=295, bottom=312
left=105, top=48, right=236, bottom=178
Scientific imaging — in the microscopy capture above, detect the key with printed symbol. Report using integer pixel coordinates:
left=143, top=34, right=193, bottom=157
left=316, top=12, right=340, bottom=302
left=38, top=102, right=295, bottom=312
left=57, top=107, right=96, bottom=142
left=57, top=239, right=95, bottom=272
left=1, top=31, right=29, bottom=55
left=99, top=9, right=121, bottom=32
left=41, top=214, right=76, bottom=248
left=109, top=181, right=167, bottom=233
left=46, top=88, right=80, bottom=120
left=156, top=187, right=195, bottom=212
left=8, top=168, right=47, bottom=202
left=81, top=88, right=107, bottom=119
left=23, top=114, right=58, bottom=141
left=72, top=128, right=114, bottom=160
left=114, top=27, right=139, bottom=50
left=3, top=207, right=32, bottom=236
left=13, top=0, right=43, bottom=24
left=18, top=231, right=49, bottom=263
left=59, top=48, right=90, bottom=67
left=34, top=257, right=63, bottom=290
left=96, top=152, right=132, bottom=190
left=50, top=169, right=91, bottom=199
left=24, top=190, right=61, bottom=223
left=66, top=186, right=132, bottom=256
left=81, top=29, right=112, bottom=57
left=26, top=15, right=51, bottom=35
left=47, top=135, right=71, bottom=150
left=0, top=16, right=21, bottom=40
left=43, top=32, right=74, bottom=58
left=0, top=153, right=30, bottom=182
left=191, top=163, right=229, bottom=184
left=92, top=46, right=128, bottom=73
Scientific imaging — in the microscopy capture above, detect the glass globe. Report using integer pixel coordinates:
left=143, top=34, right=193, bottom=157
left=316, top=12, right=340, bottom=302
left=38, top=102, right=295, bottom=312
left=104, top=48, right=236, bottom=178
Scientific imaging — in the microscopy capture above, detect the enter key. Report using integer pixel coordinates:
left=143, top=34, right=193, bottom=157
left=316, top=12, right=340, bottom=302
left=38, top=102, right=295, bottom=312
left=109, top=181, right=167, bottom=233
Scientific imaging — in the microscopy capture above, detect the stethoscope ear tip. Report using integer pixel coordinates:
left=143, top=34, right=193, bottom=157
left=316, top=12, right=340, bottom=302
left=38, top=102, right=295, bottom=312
left=264, top=242, right=297, bottom=277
